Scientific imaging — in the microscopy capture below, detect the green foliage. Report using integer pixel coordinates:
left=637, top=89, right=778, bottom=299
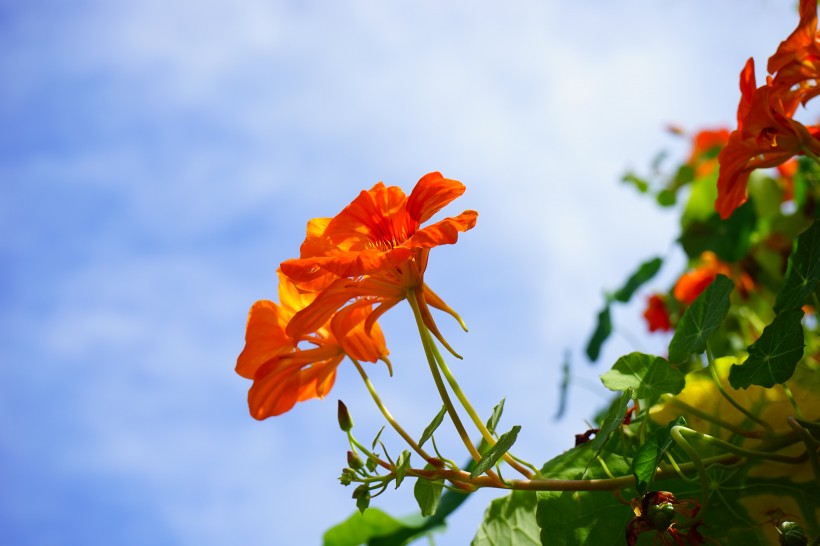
left=588, top=388, right=633, bottom=451
left=536, top=445, right=633, bottom=545
left=775, top=219, right=820, bottom=313
left=600, top=353, right=685, bottom=400
left=667, top=274, right=734, bottom=364
left=471, top=491, right=540, bottom=546
left=394, top=451, right=411, bottom=488
left=413, top=464, right=444, bottom=517
left=485, top=398, right=506, bottom=435
left=323, top=508, right=412, bottom=546
left=418, top=406, right=447, bottom=448
left=631, top=416, right=686, bottom=495
left=469, top=425, right=521, bottom=479
left=729, top=308, right=806, bottom=389
left=680, top=201, right=756, bottom=262
left=585, top=305, right=611, bottom=362
left=612, top=257, right=663, bottom=303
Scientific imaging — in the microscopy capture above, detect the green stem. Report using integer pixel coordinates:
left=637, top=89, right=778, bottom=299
left=706, top=346, right=773, bottom=431
left=670, top=426, right=710, bottom=525
left=350, top=358, right=437, bottom=465
left=781, top=383, right=804, bottom=419
left=787, top=417, right=820, bottom=488
left=666, top=397, right=766, bottom=438
left=428, top=335, right=535, bottom=478
left=678, top=425, right=806, bottom=464
left=405, top=290, right=501, bottom=484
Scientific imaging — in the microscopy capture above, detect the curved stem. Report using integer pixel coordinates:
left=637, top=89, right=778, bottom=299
left=670, top=426, right=710, bottom=525
left=666, top=397, right=766, bottom=438
left=428, top=336, right=535, bottom=478
left=349, top=358, right=437, bottom=465
left=405, top=290, right=503, bottom=485
left=787, top=417, right=820, bottom=488
left=705, top=346, right=773, bottom=431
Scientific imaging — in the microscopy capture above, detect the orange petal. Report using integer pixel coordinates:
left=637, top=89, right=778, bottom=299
left=236, top=300, right=293, bottom=379
left=406, top=172, right=467, bottom=224
left=409, top=210, right=478, bottom=248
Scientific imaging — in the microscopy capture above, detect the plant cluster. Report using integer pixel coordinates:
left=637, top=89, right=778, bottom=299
left=236, top=3, right=820, bottom=544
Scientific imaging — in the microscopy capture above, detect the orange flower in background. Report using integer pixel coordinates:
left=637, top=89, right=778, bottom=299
left=687, top=128, right=730, bottom=177
left=673, top=251, right=755, bottom=305
left=767, top=0, right=820, bottom=113
left=643, top=294, right=672, bottom=332
left=281, top=172, right=478, bottom=354
left=236, top=271, right=388, bottom=419
left=715, top=58, right=820, bottom=219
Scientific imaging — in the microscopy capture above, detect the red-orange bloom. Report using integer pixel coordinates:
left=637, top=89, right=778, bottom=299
left=687, top=128, right=730, bottom=178
left=643, top=294, right=672, bottom=333
left=767, top=0, right=820, bottom=113
left=715, top=58, right=820, bottom=219
left=281, top=172, right=477, bottom=355
left=673, top=252, right=731, bottom=305
left=236, top=271, right=388, bottom=419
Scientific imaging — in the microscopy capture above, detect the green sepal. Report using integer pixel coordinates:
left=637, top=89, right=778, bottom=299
left=418, top=405, right=447, bottom=448
left=353, top=484, right=370, bottom=514
left=469, top=425, right=522, bottom=479
left=485, top=398, right=506, bottom=435
left=394, top=450, right=411, bottom=488
left=668, top=274, right=734, bottom=363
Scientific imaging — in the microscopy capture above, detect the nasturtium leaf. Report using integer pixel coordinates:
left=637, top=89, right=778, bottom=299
left=612, top=256, right=663, bottom=303
left=394, top=450, right=411, bottom=488
left=729, top=308, right=806, bottom=389
left=469, top=426, right=522, bottom=479
left=418, top=405, right=447, bottom=448
left=622, top=172, right=649, bottom=193
left=668, top=274, right=734, bottom=363
left=471, top=491, right=540, bottom=546
left=774, top=220, right=820, bottom=313
left=680, top=200, right=756, bottom=262
left=588, top=388, right=633, bottom=451
left=631, top=416, right=687, bottom=495
left=486, top=398, right=506, bottom=436
left=413, top=464, right=444, bottom=517
left=536, top=445, right=633, bottom=545
left=600, top=352, right=685, bottom=399
left=585, top=305, right=612, bottom=362
left=323, top=508, right=409, bottom=546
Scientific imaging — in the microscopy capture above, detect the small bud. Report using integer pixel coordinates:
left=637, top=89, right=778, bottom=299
left=338, top=400, right=353, bottom=432
left=777, top=521, right=808, bottom=546
left=347, top=450, right=364, bottom=470
left=339, top=468, right=355, bottom=486
left=352, top=484, right=370, bottom=514
left=365, top=455, right=378, bottom=473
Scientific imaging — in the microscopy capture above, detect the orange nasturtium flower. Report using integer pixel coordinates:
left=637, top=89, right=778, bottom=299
left=715, top=58, right=820, bottom=219
left=280, top=172, right=478, bottom=355
left=672, top=251, right=755, bottom=306
left=236, top=271, right=388, bottom=419
left=767, top=0, right=820, bottom=113
left=686, top=128, right=730, bottom=178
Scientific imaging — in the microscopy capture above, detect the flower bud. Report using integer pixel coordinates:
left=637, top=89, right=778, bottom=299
left=338, top=400, right=353, bottom=432
left=777, top=521, right=808, bottom=546
left=347, top=450, right=364, bottom=470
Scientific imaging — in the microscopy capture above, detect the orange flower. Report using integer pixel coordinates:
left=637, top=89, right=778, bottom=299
left=715, top=58, right=820, bottom=219
left=236, top=271, right=388, bottom=419
left=643, top=294, right=672, bottom=332
left=767, top=0, right=820, bottom=113
left=687, top=128, right=730, bottom=177
left=673, top=251, right=755, bottom=305
left=281, top=172, right=477, bottom=355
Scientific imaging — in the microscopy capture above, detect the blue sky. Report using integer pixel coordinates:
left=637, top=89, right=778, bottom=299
left=0, top=1, right=800, bottom=544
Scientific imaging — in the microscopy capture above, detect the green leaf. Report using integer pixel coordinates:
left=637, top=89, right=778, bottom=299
left=729, top=308, right=806, bottom=389
left=612, top=257, right=663, bottom=303
left=631, top=416, right=687, bottom=495
left=414, top=464, right=444, bottom=517
left=536, top=445, right=633, bottom=545
left=585, top=305, right=612, bottom=362
left=323, top=508, right=409, bottom=546
left=486, top=398, right=506, bottom=435
left=600, top=352, right=685, bottom=399
left=471, top=491, right=540, bottom=546
left=418, top=406, right=447, bottom=448
left=353, top=484, right=370, bottom=514
left=554, top=351, right=571, bottom=419
left=622, top=172, right=649, bottom=193
left=394, top=450, right=411, bottom=488
left=668, top=274, right=734, bottom=363
left=774, top=219, right=820, bottom=313
left=588, top=388, right=633, bottom=451
left=469, top=425, right=522, bottom=479
left=680, top=200, right=756, bottom=262
left=371, top=426, right=384, bottom=451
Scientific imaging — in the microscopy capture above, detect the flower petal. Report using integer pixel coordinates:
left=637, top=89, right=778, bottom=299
left=236, top=300, right=292, bottom=379
left=406, top=172, right=467, bottom=224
